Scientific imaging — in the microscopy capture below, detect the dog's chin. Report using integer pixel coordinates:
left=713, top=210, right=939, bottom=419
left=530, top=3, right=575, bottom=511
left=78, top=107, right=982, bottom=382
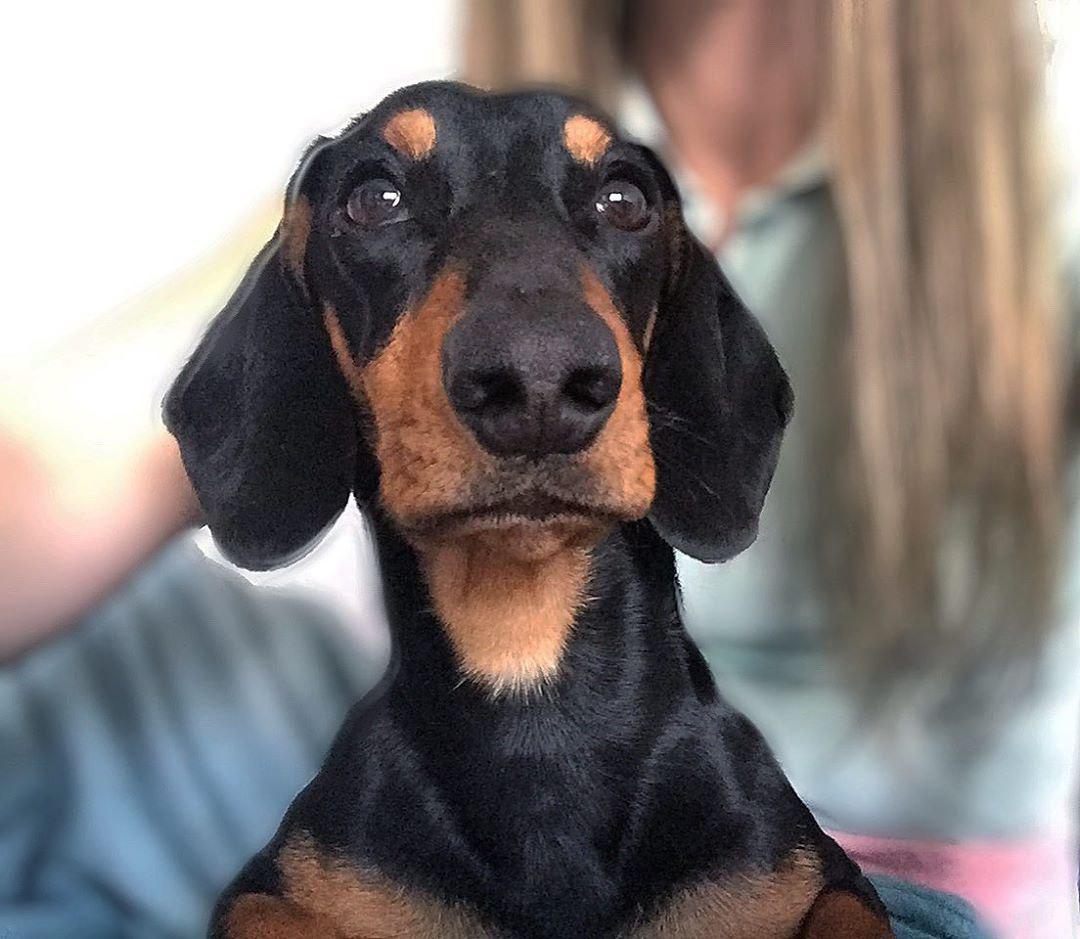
left=398, top=495, right=631, bottom=563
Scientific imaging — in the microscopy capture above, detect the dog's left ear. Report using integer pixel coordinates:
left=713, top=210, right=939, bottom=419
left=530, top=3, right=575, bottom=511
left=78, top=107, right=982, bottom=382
left=644, top=216, right=793, bottom=563
left=164, top=141, right=363, bottom=570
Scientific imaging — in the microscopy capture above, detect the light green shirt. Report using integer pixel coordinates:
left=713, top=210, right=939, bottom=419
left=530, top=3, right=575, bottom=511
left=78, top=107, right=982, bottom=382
left=621, top=87, right=1080, bottom=840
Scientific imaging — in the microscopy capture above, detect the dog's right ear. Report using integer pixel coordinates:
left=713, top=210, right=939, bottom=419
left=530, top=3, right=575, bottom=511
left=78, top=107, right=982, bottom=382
left=164, top=142, right=360, bottom=570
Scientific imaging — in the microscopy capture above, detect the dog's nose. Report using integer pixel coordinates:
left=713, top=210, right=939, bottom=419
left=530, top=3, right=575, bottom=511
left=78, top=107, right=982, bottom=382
left=442, top=304, right=622, bottom=457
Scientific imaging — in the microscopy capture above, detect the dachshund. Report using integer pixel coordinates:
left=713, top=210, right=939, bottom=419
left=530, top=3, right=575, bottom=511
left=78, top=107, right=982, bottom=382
left=166, top=81, right=893, bottom=938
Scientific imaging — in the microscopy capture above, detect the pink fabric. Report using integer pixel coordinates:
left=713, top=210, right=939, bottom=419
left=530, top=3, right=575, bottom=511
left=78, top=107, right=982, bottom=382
left=830, top=829, right=1079, bottom=939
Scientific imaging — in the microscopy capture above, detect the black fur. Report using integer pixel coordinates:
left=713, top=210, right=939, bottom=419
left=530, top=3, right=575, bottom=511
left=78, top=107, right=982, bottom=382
left=165, top=82, right=890, bottom=937
left=645, top=234, right=794, bottom=561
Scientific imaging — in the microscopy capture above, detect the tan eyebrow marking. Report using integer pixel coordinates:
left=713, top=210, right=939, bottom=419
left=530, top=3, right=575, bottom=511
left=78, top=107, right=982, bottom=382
left=563, top=114, right=611, bottom=166
left=382, top=108, right=437, bottom=160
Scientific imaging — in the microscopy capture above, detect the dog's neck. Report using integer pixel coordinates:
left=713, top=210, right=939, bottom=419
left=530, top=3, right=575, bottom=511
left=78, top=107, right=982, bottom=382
left=368, top=513, right=688, bottom=713
left=413, top=529, right=594, bottom=696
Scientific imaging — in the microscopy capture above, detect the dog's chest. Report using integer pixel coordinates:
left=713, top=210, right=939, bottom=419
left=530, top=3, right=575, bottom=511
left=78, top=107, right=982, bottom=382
left=427, top=721, right=634, bottom=930
left=313, top=703, right=651, bottom=935
left=256, top=668, right=833, bottom=939
left=287, top=636, right=755, bottom=936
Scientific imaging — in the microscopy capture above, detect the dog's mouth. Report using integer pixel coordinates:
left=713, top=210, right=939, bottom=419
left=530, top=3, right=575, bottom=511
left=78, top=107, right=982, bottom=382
left=403, top=492, right=622, bottom=540
left=388, top=455, right=650, bottom=558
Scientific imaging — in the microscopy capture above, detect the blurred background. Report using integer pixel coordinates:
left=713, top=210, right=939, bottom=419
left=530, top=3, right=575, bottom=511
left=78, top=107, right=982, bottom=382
left=1, top=0, right=457, bottom=545
left=2, top=2, right=1079, bottom=938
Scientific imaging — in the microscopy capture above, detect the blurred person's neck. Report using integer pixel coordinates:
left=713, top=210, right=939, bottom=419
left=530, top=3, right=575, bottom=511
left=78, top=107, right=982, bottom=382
left=633, top=0, right=825, bottom=236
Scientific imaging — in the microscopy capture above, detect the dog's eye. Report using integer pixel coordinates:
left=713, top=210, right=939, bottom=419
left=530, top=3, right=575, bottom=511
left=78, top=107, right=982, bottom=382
left=595, top=181, right=650, bottom=232
left=346, top=179, right=407, bottom=227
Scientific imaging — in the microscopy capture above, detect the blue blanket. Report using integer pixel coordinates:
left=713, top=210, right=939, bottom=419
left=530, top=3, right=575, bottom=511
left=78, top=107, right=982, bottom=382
left=872, top=876, right=990, bottom=938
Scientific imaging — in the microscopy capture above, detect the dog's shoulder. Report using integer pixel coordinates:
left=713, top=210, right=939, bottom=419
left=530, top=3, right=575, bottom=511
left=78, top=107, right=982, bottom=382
left=208, top=678, right=500, bottom=938
left=209, top=826, right=493, bottom=939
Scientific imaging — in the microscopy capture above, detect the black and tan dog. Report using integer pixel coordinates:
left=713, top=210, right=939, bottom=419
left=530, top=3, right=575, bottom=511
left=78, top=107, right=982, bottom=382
left=166, top=82, right=893, bottom=938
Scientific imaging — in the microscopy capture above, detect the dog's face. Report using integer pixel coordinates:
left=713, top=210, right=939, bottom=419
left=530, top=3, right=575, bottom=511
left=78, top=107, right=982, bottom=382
left=308, top=88, right=665, bottom=559
left=166, top=82, right=791, bottom=574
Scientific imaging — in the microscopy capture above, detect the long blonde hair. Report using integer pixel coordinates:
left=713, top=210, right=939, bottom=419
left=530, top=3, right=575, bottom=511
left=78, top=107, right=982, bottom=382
left=463, top=0, right=1066, bottom=698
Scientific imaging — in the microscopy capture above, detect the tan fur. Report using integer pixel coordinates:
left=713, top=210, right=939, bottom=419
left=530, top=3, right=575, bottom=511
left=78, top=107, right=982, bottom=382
left=629, top=847, right=825, bottom=939
left=355, top=268, right=492, bottom=525
left=419, top=530, right=595, bottom=695
left=798, top=889, right=893, bottom=939
left=382, top=108, right=437, bottom=160
left=563, top=114, right=612, bottom=165
left=226, top=833, right=491, bottom=938
left=225, top=892, right=344, bottom=938
left=323, top=305, right=365, bottom=393
left=642, top=307, right=658, bottom=354
left=580, top=268, right=656, bottom=515
left=225, top=842, right=835, bottom=938
left=282, top=195, right=312, bottom=280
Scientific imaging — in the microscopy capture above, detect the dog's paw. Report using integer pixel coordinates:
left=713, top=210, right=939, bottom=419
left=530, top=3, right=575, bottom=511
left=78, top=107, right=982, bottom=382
left=215, top=893, right=344, bottom=939
left=798, top=889, right=894, bottom=938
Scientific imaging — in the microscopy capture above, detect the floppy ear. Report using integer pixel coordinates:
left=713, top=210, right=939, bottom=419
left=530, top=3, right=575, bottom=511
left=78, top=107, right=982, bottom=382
left=645, top=226, right=793, bottom=563
left=164, top=203, right=358, bottom=570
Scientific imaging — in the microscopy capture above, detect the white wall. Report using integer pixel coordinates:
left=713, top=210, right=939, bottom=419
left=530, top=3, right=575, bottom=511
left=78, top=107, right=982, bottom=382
left=0, top=1, right=459, bottom=660
left=1, top=0, right=458, bottom=369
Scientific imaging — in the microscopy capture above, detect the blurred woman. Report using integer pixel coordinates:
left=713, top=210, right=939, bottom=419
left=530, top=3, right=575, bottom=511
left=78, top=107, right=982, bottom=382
left=465, top=1, right=1080, bottom=936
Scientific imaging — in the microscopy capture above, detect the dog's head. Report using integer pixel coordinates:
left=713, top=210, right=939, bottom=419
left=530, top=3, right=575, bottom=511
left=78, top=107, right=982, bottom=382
left=166, top=82, right=792, bottom=571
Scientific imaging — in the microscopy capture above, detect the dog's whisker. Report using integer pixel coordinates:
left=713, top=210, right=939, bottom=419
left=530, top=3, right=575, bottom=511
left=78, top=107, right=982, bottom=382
left=652, top=450, right=724, bottom=500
